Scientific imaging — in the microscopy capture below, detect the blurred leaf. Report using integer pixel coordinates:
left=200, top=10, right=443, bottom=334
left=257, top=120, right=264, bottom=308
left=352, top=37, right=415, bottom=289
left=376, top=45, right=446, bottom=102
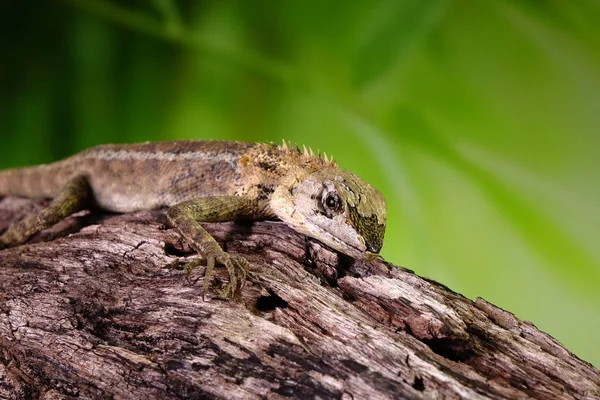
left=151, top=0, right=182, bottom=30
left=353, top=0, right=451, bottom=88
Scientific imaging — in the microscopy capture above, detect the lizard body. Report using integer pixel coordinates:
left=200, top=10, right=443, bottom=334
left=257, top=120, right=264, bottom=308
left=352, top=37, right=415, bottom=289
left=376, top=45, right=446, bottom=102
left=0, top=140, right=387, bottom=297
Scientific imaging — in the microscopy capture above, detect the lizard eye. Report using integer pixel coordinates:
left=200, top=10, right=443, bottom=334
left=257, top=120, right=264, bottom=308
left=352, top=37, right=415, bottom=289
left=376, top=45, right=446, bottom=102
left=321, top=190, right=344, bottom=218
left=325, top=194, right=339, bottom=209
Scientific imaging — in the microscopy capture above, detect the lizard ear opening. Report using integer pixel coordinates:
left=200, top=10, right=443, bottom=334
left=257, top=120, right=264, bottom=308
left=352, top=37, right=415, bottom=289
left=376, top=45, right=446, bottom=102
left=290, top=184, right=299, bottom=196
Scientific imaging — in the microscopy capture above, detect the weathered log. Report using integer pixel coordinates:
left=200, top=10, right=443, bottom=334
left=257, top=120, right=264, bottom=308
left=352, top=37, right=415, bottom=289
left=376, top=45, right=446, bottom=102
left=0, top=196, right=598, bottom=400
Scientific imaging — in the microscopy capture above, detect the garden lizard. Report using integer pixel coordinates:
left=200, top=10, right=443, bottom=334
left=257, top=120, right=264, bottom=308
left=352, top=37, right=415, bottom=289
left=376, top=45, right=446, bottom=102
left=0, top=140, right=387, bottom=297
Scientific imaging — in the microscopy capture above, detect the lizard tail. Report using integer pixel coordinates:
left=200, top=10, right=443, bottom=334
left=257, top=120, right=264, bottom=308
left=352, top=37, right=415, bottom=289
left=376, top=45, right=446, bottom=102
left=0, top=162, right=72, bottom=198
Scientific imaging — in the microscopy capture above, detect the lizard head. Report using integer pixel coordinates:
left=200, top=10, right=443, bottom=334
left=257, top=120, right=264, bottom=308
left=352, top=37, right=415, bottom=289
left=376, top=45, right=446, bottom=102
left=271, top=168, right=387, bottom=261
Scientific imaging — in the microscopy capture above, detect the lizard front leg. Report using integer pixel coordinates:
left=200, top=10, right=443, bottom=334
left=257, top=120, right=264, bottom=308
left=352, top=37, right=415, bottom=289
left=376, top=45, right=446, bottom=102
left=0, top=176, right=91, bottom=249
left=166, top=196, right=272, bottom=299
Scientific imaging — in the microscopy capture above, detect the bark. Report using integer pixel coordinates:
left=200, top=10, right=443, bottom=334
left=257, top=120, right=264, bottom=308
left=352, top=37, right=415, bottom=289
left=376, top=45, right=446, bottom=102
left=0, top=196, right=598, bottom=400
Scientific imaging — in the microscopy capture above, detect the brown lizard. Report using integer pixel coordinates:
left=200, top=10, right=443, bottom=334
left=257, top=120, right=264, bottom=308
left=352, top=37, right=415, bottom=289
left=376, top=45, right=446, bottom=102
left=0, top=140, right=387, bottom=297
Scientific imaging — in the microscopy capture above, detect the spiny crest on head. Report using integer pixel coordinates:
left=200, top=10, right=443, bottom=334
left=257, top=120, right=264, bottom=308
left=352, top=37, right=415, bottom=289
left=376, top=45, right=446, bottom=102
left=279, top=139, right=337, bottom=167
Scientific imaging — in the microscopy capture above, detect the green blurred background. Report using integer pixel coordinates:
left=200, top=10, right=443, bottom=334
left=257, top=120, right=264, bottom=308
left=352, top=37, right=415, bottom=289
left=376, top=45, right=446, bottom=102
left=1, top=0, right=599, bottom=367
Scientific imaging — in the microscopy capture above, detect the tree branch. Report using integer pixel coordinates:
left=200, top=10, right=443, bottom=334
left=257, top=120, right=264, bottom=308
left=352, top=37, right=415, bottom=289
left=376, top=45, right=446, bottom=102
left=0, top=196, right=598, bottom=399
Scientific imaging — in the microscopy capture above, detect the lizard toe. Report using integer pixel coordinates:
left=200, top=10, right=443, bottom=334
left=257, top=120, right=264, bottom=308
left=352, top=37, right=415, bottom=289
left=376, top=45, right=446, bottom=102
left=219, top=253, right=249, bottom=299
left=188, top=252, right=249, bottom=300
left=202, top=256, right=216, bottom=301
left=183, top=258, right=203, bottom=284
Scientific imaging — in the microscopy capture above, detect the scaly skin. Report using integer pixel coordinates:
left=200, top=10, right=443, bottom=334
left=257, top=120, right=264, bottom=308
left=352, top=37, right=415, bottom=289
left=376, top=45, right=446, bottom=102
left=0, top=140, right=387, bottom=298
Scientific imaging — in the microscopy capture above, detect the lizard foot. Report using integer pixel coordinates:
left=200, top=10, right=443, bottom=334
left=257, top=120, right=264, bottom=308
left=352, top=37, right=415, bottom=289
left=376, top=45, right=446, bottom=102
left=184, top=252, right=249, bottom=300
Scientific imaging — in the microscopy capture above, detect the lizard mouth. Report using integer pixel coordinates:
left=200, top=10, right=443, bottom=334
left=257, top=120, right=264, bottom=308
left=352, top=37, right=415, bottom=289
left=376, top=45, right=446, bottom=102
left=304, top=224, right=374, bottom=261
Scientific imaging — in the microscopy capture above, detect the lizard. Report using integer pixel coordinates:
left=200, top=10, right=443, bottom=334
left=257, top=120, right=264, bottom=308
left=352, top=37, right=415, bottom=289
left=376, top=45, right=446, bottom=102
left=0, top=140, right=387, bottom=297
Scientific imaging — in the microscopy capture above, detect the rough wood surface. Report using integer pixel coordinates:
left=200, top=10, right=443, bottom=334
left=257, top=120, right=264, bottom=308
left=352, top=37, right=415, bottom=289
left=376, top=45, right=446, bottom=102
left=0, top=196, right=598, bottom=400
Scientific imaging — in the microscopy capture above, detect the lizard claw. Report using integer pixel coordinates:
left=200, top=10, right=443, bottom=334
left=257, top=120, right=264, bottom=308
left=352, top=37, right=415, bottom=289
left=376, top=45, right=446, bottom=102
left=184, top=252, right=249, bottom=300
left=184, top=259, right=203, bottom=284
left=214, top=253, right=248, bottom=299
